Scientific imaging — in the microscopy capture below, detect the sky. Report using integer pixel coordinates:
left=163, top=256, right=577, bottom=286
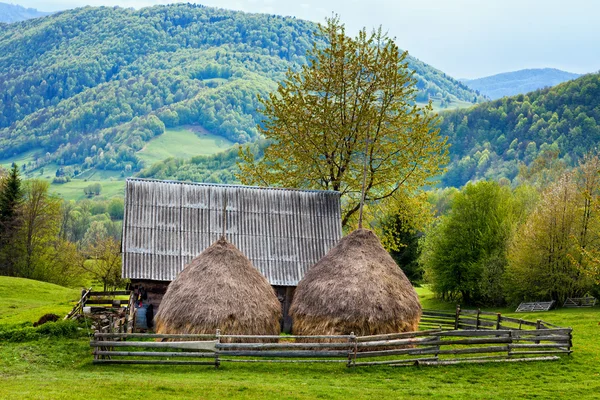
left=6, top=0, right=600, bottom=79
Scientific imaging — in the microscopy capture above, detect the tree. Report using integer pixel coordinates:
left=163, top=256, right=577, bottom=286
left=421, top=181, right=521, bottom=305
left=505, top=171, right=595, bottom=304
left=0, top=163, right=23, bottom=276
left=238, top=17, right=447, bottom=231
left=13, top=180, right=62, bottom=279
left=82, top=236, right=124, bottom=291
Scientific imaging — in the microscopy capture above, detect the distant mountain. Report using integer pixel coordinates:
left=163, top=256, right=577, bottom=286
left=0, top=3, right=484, bottom=178
left=440, top=73, right=600, bottom=187
left=462, top=68, right=581, bottom=100
left=0, top=2, right=51, bottom=23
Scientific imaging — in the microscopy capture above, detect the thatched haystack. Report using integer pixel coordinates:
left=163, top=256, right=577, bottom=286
left=155, top=237, right=281, bottom=336
left=290, top=228, right=421, bottom=336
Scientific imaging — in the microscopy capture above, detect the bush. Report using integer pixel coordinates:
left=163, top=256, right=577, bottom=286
left=0, top=320, right=86, bottom=342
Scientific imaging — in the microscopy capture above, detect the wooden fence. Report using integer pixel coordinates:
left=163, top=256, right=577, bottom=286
left=90, top=306, right=572, bottom=368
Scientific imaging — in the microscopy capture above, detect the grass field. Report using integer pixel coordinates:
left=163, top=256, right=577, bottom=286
left=137, top=126, right=233, bottom=166
left=0, top=277, right=80, bottom=325
left=0, top=277, right=598, bottom=399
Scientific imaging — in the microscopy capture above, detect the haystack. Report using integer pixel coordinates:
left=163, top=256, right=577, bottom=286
left=154, top=237, right=281, bottom=336
left=290, top=228, right=421, bottom=336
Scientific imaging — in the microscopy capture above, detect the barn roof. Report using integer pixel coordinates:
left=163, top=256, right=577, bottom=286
left=121, top=178, right=342, bottom=286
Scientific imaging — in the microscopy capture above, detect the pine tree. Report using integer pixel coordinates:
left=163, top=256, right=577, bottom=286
left=0, top=163, right=23, bottom=275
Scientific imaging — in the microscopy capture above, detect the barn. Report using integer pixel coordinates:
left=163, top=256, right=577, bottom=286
left=121, top=178, right=342, bottom=332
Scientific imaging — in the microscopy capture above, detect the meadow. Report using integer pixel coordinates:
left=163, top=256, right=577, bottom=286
left=0, top=277, right=598, bottom=399
left=0, top=126, right=234, bottom=202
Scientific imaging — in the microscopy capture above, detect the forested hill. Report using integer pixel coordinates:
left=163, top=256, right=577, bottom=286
left=0, top=2, right=51, bottom=23
left=462, top=68, right=581, bottom=100
left=441, top=73, right=600, bottom=187
left=0, top=4, right=483, bottom=175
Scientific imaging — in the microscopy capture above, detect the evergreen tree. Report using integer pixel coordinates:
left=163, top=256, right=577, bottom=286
left=0, top=163, right=23, bottom=276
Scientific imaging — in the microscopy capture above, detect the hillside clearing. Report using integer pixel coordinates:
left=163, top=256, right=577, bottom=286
left=136, top=127, right=234, bottom=167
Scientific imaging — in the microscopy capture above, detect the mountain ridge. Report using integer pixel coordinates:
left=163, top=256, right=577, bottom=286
left=0, top=3, right=484, bottom=178
left=0, top=2, right=52, bottom=23
left=461, top=68, right=582, bottom=100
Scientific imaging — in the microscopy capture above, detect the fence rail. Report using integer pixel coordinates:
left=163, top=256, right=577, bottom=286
left=90, top=306, right=572, bottom=368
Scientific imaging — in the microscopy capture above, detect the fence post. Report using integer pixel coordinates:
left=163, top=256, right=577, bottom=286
left=347, top=331, right=357, bottom=368
left=476, top=309, right=481, bottom=330
left=535, top=320, right=541, bottom=344
left=496, top=313, right=501, bottom=330
left=507, top=330, right=512, bottom=358
left=215, top=329, right=221, bottom=368
left=454, top=304, right=460, bottom=330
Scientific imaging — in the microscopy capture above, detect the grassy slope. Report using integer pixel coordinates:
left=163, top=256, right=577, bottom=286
left=137, top=127, right=234, bottom=166
left=0, top=278, right=598, bottom=399
left=0, top=276, right=80, bottom=325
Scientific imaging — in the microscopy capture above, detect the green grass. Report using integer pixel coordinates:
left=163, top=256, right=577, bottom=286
left=49, top=179, right=126, bottom=201
left=137, top=126, right=233, bottom=166
left=0, top=277, right=80, bottom=325
left=0, top=148, right=41, bottom=169
left=0, top=277, right=598, bottom=399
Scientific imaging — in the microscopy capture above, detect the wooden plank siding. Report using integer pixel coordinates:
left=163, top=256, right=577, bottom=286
left=122, top=179, right=343, bottom=286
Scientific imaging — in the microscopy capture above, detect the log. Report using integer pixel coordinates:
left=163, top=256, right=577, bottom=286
left=508, top=350, right=572, bottom=355
left=220, top=350, right=350, bottom=358
left=509, top=329, right=572, bottom=337
left=355, top=336, right=439, bottom=348
left=421, top=310, right=457, bottom=318
left=219, top=359, right=348, bottom=363
left=90, top=340, right=218, bottom=351
left=219, top=334, right=354, bottom=340
left=437, top=329, right=511, bottom=337
left=499, top=316, right=538, bottom=326
left=216, top=342, right=354, bottom=350
left=428, top=337, right=512, bottom=346
left=94, top=333, right=217, bottom=339
left=460, top=309, right=498, bottom=316
left=511, top=336, right=570, bottom=342
left=357, top=329, right=441, bottom=342
left=85, top=300, right=129, bottom=305
left=355, top=346, right=440, bottom=359
left=93, top=351, right=216, bottom=358
left=93, top=360, right=215, bottom=365
left=89, top=291, right=131, bottom=296
left=458, top=318, right=496, bottom=327
left=436, top=346, right=508, bottom=355
left=509, top=343, right=569, bottom=349
left=353, top=357, right=438, bottom=366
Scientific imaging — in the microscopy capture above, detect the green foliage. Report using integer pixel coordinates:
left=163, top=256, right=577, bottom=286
left=421, top=181, right=524, bottom=305
left=0, top=320, right=83, bottom=342
left=441, top=73, right=600, bottom=187
left=505, top=157, right=600, bottom=304
left=0, top=4, right=482, bottom=176
left=0, top=163, right=24, bottom=276
left=239, top=17, right=448, bottom=232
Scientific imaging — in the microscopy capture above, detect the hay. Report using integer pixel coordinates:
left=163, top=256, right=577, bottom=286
left=154, top=237, right=281, bottom=336
left=290, top=229, right=421, bottom=336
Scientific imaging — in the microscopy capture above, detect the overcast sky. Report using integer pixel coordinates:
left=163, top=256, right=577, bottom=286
left=7, top=0, right=600, bottom=79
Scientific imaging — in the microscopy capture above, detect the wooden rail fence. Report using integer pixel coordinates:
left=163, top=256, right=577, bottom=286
left=90, top=306, right=572, bottom=368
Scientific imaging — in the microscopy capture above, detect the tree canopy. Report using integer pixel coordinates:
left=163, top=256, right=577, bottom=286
left=239, top=17, right=448, bottom=231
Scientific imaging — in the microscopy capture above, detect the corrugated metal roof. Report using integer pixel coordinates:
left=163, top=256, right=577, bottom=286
left=122, top=178, right=342, bottom=286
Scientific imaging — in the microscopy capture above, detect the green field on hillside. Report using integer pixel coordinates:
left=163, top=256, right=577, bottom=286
left=0, top=277, right=598, bottom=399
left=0, top=277, right=80, bottom=325
left=137, top=127, right=234, bottom=167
